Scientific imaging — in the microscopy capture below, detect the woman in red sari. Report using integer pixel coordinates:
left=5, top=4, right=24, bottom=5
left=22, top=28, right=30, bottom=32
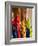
left=11, top=8, right=21, bottom=38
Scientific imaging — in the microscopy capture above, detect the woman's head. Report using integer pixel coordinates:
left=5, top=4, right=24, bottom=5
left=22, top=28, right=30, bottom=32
left=21, top=8, right=26, bottom=21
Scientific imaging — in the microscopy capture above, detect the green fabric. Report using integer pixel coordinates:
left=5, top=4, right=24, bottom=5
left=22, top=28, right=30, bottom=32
left=26, top=18, right=31, bottom=29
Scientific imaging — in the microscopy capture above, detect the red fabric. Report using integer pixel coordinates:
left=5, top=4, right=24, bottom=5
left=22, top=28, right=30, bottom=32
left=11, top=16, right=21, bottom=38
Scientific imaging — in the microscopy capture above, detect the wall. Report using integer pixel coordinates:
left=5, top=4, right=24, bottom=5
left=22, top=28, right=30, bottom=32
left=0, top=0, right=38, bottom=46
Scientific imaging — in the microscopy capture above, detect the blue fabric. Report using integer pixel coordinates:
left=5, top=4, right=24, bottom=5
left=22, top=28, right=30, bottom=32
left=12, top=25, right=18, bottom=38
left=26, top=28, right=30, bottom=37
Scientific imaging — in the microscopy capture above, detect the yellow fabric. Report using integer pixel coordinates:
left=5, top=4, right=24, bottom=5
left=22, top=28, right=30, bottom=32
left=21, top=20, right=26, bottom=38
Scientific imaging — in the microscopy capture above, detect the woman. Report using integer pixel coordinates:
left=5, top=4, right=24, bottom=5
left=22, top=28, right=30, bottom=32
left=11, top=8, right=21, bottom=38
left=21, top=8, right=26, bottom=38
